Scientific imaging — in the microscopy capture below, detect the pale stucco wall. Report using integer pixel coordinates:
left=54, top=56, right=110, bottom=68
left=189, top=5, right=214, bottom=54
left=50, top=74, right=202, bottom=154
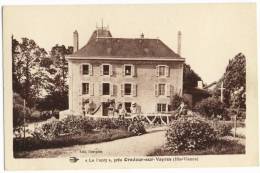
left=68, top=59, right=183, bottom=116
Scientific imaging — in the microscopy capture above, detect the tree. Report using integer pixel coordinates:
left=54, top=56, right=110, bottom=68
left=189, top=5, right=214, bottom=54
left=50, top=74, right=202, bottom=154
left=214, top=53, right=246, bottom=109
left=37, top=44, right=73, bottom=111
left=183, top=63, right=201, bottom=89
left=12, top=37, right=47, bottom=107
left=13, top=93, right=30, bottom=128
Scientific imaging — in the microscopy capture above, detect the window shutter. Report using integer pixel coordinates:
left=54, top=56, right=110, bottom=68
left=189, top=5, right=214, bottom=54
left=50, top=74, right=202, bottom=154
left=109, top=64, right=113, bottom=76
left=155, top=84, right=158, bottom=96
left=100, top=65, right=103, bottom=76
left=110, top=83, right=113, bottom=96
left=132, top=64, right=136, bottom=77
left=156, top=66, right=159, bottom=77
left=170, top=85, right=174, bottom=96
left=122, top=65, right=125, bottom=76
left=89, top=64, right=93, bottom=76
left=121, top=84, right=124, bottom=97
left=79, top=82, right=82, bottom=96
left=90, top=82, right=94, bottom=96
left=166, top=66, right=169, bottom=77
left=132, top=83, right=137, bottom=96
left=155, top=103, right=158, bottom=113
left=166, top=84, right=171, bottom=97
left=80, top=64, right=83, bottom=75
left=99, top=83, right=103, bottom=96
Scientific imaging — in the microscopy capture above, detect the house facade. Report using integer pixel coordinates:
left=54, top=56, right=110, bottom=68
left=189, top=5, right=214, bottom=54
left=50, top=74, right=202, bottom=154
left=66, top=27, right=185, bottom=117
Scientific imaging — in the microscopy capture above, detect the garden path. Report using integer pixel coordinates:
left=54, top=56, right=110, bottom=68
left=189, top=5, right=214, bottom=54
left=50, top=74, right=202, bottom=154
left=20, top=127, right=167, bottom=158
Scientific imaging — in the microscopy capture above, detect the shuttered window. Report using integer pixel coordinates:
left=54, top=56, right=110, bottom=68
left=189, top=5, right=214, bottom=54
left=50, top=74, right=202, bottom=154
left=156, top=65, right=169, bottom=77
left=82, top=83, right=89, bottom=95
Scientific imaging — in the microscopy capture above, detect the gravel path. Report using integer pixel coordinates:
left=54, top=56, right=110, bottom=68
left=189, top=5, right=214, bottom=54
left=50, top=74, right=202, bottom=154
left=19, top=127, right=167, bottom=158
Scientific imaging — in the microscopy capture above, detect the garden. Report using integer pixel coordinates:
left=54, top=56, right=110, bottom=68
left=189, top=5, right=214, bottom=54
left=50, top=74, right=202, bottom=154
left=148, top=95, right=246, bottom=156
left=13, top=115, right=146, bottom=157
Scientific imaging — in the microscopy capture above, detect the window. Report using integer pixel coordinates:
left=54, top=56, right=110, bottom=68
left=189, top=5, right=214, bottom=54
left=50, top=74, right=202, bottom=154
left=82, top=65, right=89, bottom=75
left=159, top=66, right=166, bottom=76
left=156, top=65, right=169, bottom=77
left=102, top=83, right=110, bottom=95
left=158, top=84, right=166, bottom=96
left=125, top=65, right=132, bottom=76
left=82, top=83, right=89, bottom=95
left=103, top=65, right=110, bottom=75
left=125, top=102, right=132, bottom=113
left=157, top=104, right=167, bottom=113
left=124, top=83, right=132, bottom=95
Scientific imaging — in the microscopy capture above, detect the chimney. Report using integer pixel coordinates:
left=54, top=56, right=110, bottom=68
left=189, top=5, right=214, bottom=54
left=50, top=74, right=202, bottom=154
left=140, top=33, right=144, bottom=39
left=73, top=30, right=79, bottom=53
left=177, top=31, right=181, bottom=56
left=197, top=81, right=203, bottom=89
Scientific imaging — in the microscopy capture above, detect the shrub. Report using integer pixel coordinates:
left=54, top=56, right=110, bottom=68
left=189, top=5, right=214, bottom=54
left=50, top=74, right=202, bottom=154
left=13, top=93, right=31, bottom=128
left=128, top=118, right=146, bottom=135
left=195, top=97, right=226, bottom=119
left=166, top=115, right=216, bottom=153
left=170, top=95, right=183, bottom=110
left=212, top=121, right=233, bottom=137
left=32, top=116, right=95, bottom=140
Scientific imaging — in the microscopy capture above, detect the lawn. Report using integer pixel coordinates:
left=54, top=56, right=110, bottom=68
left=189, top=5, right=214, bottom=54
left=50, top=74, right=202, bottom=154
left=14, top=128, right=133, bottom=158
left=147, top=137, right=245, bottom=156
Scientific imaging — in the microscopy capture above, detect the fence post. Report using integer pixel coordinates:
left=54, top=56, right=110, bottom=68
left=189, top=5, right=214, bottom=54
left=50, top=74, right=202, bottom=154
left=233, top=114, right=237, bottom=138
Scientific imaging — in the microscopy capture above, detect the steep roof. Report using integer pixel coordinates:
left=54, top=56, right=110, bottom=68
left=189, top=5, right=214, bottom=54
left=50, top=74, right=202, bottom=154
left=69, top=30, right=182, bottom=59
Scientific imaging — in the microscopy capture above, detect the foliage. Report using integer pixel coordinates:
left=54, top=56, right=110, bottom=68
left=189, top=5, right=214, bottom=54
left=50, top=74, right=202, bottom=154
left=212, top=121, right=233, bottom=137
left=194, top=97, right=226, bottom=119
left=14, top=129, right=133, bottom=153
left=13, top=93, right=31, bottom=128
left=183, top=63, right=202, bottom=89
left=214, top=53, right=246, bottom=109
left=170, top=94, right=183, bottom=110
left=12, top=37, right=48, bottom=107
left=166, top=115, right=216, bottom=153
left=32, top=116, right=95, bottom=140
left=148, top=138, right=245, bottom=156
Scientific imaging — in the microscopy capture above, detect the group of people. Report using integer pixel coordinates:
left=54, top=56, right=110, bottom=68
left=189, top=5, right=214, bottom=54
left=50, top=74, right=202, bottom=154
left=82, top=99, right=140, bottom=118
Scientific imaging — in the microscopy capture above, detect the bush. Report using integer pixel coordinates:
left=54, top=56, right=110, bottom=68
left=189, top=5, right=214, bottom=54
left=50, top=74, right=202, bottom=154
left=212, top=121, right=233, bottom=137
left=195, top=97, right=226, bottom=119
left=166, top=115, right=216, bottom=153
left=32, top=116, right=95, bottom=140
left=170, top=95, right=183, bottom=110
left=13, top=93, right=31, bottom=128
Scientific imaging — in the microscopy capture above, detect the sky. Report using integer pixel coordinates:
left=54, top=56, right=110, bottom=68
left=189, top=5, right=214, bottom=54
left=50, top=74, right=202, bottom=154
left=3, top=3, right=257, bottom=84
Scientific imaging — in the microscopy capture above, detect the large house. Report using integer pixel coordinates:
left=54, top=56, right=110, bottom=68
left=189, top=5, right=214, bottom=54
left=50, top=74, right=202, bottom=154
left=65, top=26, right=185, bottom=117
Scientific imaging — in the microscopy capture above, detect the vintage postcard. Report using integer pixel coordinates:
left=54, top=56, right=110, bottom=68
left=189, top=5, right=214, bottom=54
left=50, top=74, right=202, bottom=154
left=3, top=3, right=259, bottom=170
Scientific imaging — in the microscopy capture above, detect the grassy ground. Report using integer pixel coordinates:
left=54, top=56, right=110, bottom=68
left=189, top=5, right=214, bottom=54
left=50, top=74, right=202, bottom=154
left=147, top=137, right=245, bottom=156
left=14, top=129, right=133, bottom=158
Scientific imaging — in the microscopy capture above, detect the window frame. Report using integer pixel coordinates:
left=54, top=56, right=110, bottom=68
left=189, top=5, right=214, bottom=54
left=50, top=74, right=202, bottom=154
left=102, top=82, right=110, bottom=95
left=101, top=63, right=111, bottom=76
left=124, top=64, right=132, bottom=76
left=157, top=65, right=169, bottom=77
left=82, top=82, right=89, bottom=95
left=158, top=83, right=166, bottom=96
left=81, top=63, right=92, bottom=76
left=124, top=83, right=132, bottom=96
left=157, top=103, right=167, bottom=113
